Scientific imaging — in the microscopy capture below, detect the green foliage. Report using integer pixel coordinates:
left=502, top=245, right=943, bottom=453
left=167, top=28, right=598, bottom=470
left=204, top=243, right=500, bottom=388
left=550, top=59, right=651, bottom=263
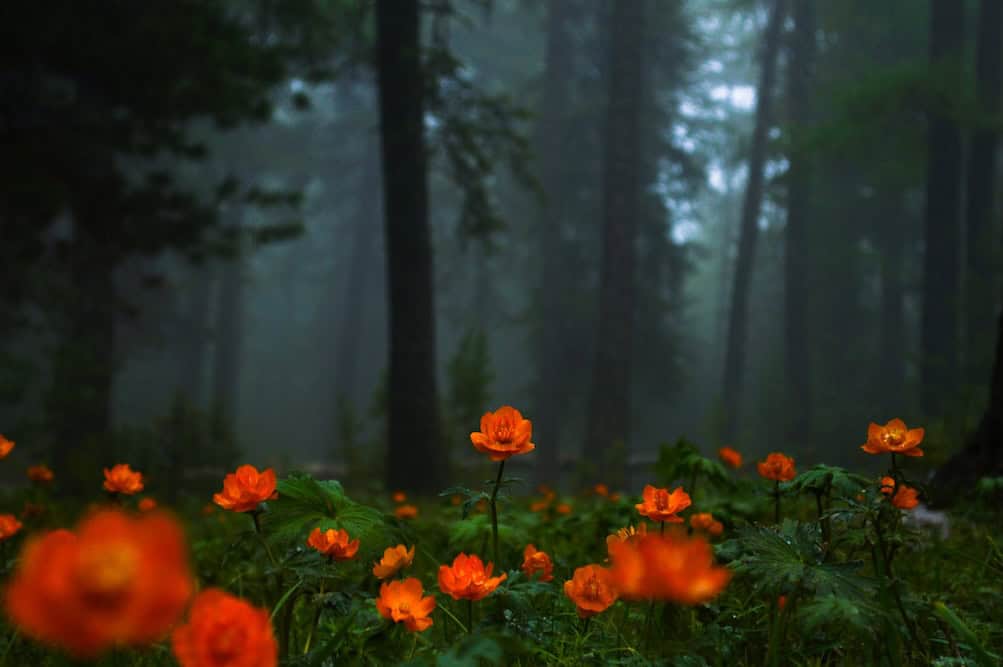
left=263, top=474, right=388, bottom=554
left=654, top=438, right=733, bottom=490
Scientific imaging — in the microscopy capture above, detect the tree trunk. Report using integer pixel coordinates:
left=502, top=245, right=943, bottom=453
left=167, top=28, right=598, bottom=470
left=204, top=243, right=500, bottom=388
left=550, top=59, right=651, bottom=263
left=177, top=263, right=213, bottom=407
left=533, top=0, right=574, bottom=486
left=920, top=0, right=964, bottom=417
left=376, top=0, right=445, bottom=494
left=784, top=0, right=815, bottom=443
left=584, top=0, right=645, bottom=484
left=934, top=309, right=1003, bottom=495
left=212, top=206, right=245, bottom=424
left=720, top=0, right=785, bottom=442
left=964, top=0, right=1001, bottom=385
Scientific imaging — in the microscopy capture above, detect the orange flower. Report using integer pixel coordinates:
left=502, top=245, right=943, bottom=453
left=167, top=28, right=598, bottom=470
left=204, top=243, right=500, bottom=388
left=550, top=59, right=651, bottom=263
left=470, top=405, right=535, bottom=462
left=689, top=512, right=724, bottom=537
left=891, top=484, right=919, bottom=510
left=0, top=434, right=14, bottom=459
left=556, top=502, right=572, bottom=515
left=610, top=492, right=622, bottom=502
left=635, top=485, right=691, bottom=523
left=757, top=453, right=796, bottom=482
left=373, top=544, right=415, bottom=579
left=861, top=418, right=924, bottom=457
left=306, top=527, right=359, bottom=560
left=718, top=446, right=742, bottom=469
left=879, top=476, right=896, bottom=495
left=530, top=488, right=555, bottom=512
left=395, top=504, right=419, bottom=519
left=392, top=490, right=407, bottom=503
left=375, top=577, right=435, bottom=632
left=450, top=494, right=463, bottom=506
left=778, top=594, right=788, bottom=611
left=521, top=544, right=554, bottom=582
left=606, top=523, right=648, bottom=554
left=27, top=464, right=53, bottom=483
left=103, top=464, right=144, bottom=495
left=5, top=509, right=193, bottom=657
left=593, top=483, right=609, bottom=497
left=563, top=564, right=617, bottom=618
left=438, top=553, right=507, bottom=601
left=212, top=465, right=278, bottom=513
left=172, top=588, right=276, bottom=667
left=137, top=498, right=157, bottom=513
left=0, top=514, right=22, bottom=541
left=608, top=533, right=731, bottom=605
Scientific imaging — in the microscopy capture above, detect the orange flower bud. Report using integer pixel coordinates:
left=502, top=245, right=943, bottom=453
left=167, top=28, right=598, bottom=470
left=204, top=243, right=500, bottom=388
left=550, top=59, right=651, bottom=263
left=757, top=453, right=796, bottom=482
left=373, top=544, right=415, bottom=579
left=27, top=465, right=53, bottom=483
left=375, top=577, right=435, bottom=632
left=172, top=589, right=276, bottom=667
left=438, top=553, right=506, bottom=601
left=556, top=502, right=572, bottom=515
left=521, top=544, right=554, bottom=582
left=103, top=464, right=144, bottom=495
left=718, top=446, right=742, bottom=469
left=0, top=514, right=22, bottom=541
left=689, top=512, right=724, bottom=537
left=392, top=491, right=407, bottom=504
left=470, top=406, right=535, bottom=462
left=212, top=465, right=278, bottom=513
left=861, top=418, right=924, bottom=457
left=593, top=483, right=609, bottom=497
left=635, top=485, right=691, bottom=523
left=0, top=434, right=14, bottom=459
left=137, top=498, right=157, bottom=513
left=395, top=504, right=419, bottom=520
left=563, top=564, right=617, bottom=618
left=890, top=484, right=919, bottom=510
left=306, top=528, right=359, bottom=560
left=5, top=509, right=193, bottom=657
left=879, top=476, right=896, bottom=495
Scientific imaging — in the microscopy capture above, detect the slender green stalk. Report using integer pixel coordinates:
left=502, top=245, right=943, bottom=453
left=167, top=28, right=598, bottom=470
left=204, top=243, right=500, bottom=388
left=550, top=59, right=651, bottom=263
left=436, top=602, right=468, bottom=635
left=251, top=509, right=279, bottom=568
left=490, top=460, right=506, bottom=567
left=467, top=599, right=474, bottom=635
left=773, top=481, right=781, bottom=524
left=302, top=580, right=325, bottom=655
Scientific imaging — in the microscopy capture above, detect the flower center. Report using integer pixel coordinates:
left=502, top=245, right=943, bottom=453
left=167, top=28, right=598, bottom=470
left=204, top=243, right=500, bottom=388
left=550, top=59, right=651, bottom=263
left=75, top=542, right=138, bottom=607
left=493, top=423, right=513, bottom=443
left=882, top=430, right=904, bottom=446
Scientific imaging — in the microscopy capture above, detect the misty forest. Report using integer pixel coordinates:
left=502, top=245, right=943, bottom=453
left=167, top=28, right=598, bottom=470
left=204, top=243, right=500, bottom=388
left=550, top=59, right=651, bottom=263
left=1, top=0, right=1002, bottom=665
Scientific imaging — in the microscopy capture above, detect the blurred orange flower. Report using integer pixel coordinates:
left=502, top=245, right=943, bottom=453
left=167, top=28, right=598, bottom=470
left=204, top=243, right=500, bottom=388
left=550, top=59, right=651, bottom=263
left=137, top=498, right=157, bottom=513
left=757, top=453, right=796, bottom=482
left=306, top=527, right=359, bottom=561
left=879, top=476, right=896, bottom=495
left=438, top=553, right=506, bottom=601
left=373, top=544, right=415, bottom=579
left=395, top=504, right=419, bottom=519
left=593, top=483, right=609, bottom=497
left=861, top=418, right=924, bottom=457
left=556, top=502, right=572, bottom=515
left=778, top=594, right=788, bottom=611
left=172, top=588, right=276, bottom=667
left=689, top=512, right=724, bottom=537
left=521, top=544, right=553, bottom=582
left=27, top=465, right=53, bottom=483
left=609, top=492, right=622, bottom=502
left=0, top=514, right=22, bottom=541
left=103, top=464, right=144, bottom=495
left=450, top=494, right=463, bottom=506
left=212, top=465, right=278, bottom=513
left=5, top=509, right=193, bottom=657
left=0, top=434, right=14, bottom=459
left=563, top=564, right=617, bottom=618
left=606, top=523, right=648, bottom=555
left=635, top=485, right=691, bottom=523
left=891, top=484, right=919, bottom=510
left=392, top=490, right=407, bottom=503
left=470, top=405, right=535, bottom=462
left=608, top=533, right=731, bottom=605
left=718, top=446, right=742, bottom=469
left=376, top=577, right=435, bottom=632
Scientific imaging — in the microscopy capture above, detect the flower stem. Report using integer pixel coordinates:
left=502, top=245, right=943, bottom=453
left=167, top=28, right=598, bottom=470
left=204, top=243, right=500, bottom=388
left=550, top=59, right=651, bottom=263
left=467, top=599, right=474, bottom=635
left=251, top=509, right=279, bottom=568
left=436, top=602, right=468, bottom=635
left=774, top=481, right=781, bottom=524
left=490, top=460, right=505, bottom=567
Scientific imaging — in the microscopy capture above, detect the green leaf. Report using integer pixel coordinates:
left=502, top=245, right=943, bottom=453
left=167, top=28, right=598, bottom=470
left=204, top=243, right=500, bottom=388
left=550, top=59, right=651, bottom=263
left=262, top=473, right=388, bottom=555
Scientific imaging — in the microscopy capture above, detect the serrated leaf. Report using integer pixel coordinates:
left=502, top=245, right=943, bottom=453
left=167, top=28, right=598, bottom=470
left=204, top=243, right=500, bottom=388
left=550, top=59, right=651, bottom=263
left=261, top=473, right=389, bottom=556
